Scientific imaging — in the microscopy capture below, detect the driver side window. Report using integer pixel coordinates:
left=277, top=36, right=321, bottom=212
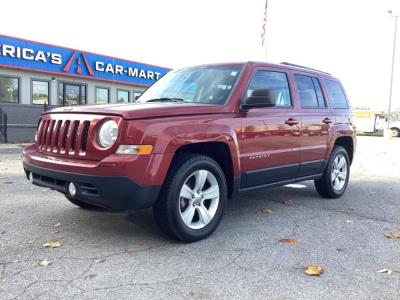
left=246, top=70, right=292, bottom=107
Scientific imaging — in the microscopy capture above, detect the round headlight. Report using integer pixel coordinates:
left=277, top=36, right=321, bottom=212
left=98, top=119, right=118, bottom=148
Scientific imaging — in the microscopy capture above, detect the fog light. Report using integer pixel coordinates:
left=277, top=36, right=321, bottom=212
left=68, top=182, right=77, bottom=196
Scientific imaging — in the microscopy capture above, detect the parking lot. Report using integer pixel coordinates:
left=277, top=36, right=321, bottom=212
left=0, top=136, right=399, bottom=300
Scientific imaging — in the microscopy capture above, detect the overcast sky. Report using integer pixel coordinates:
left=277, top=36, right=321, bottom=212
left=1, top=0, right=400, bottom=110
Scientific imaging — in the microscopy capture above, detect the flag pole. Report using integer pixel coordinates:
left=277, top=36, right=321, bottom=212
left=265, top=39, right=268, bottom=62
left=261, top=0, right=269, bottom=62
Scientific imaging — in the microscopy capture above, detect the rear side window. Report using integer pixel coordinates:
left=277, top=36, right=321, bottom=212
left=324, top=79, right=348, bottom=109
left=294, top=74, right=326, bottom=108
left=246, top=70, right=291, bottom=107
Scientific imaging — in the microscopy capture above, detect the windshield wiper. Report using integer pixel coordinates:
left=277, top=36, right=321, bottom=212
left=146, top=97, right=185, bottom=103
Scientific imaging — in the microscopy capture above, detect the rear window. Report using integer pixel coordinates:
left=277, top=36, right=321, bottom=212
left=294, top=75, right=326, bottom=108
left=324, top=79, right=348, bottom=109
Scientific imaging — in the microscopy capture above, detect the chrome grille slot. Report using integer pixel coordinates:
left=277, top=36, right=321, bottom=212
left=70, top=121, right=79, bottom=153
left=80, top=121, right=90, bottom=152
left=62, top=120, right=70, bottom=150
left=47, top=120, right=56, bottom=150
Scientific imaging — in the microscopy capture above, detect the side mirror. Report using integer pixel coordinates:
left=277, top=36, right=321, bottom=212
left=240, top=89, right=276, bottom=112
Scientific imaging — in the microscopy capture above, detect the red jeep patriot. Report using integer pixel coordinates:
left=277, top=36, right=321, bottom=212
left=23, top=62, right=356, bottom=242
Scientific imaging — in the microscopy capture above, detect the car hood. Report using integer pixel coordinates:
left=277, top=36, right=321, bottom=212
left=47, top=102, right=230, bottom=119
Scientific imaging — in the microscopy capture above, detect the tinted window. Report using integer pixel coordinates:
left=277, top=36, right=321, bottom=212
left=32, top=80, right=49, bottom=105
left=246, top=70, right=291, bottom=107
left=294, top=75, right=325, bottom=108
left=312, top=78, right=325, bottom=107
left=325, top=79, right=348, bottom=108
left=0, top=76, right=19, bottom=103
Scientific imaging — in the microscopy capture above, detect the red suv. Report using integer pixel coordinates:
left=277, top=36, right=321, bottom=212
left=23, top=62, right=356, bottom=242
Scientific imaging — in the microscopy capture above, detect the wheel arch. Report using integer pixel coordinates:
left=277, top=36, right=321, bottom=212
left=170, top=141, right=237, bottom=199
left=333, top=136, right=354, bottom=164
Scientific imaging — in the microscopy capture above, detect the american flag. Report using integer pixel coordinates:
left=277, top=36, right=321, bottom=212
left=261, top=0, right=268, bottom=46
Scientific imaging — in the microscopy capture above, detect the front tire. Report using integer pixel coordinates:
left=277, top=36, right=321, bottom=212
left=314, top=146, right=350, bottom=199
left=153, top=154, right=227, bottom=242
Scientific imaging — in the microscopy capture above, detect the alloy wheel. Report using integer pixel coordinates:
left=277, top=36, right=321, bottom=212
left=179, top=170, right=220, bottom=230
left=331, top=154, right=347, bottom=191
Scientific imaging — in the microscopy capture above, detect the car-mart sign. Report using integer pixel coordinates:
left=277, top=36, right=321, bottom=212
left=0, top=35, right=170, bottom=87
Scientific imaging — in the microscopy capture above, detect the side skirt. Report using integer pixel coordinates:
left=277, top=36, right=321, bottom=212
left=231, top=174, right=322, bottom=196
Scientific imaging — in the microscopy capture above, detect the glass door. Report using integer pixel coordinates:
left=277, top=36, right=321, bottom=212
left=63, top=84, right=81, bottom=106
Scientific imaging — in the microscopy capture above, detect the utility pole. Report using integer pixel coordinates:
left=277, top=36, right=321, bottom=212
left=387, top=10, right=398, bottom=132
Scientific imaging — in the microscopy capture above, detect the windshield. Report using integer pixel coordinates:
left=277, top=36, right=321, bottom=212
left=138, top=65, right=243, bottom=105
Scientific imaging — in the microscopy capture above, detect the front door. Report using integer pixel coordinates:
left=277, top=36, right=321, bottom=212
left=63, top=84, right=81, bottom=106
left=239, top=68, right=301, bottom=189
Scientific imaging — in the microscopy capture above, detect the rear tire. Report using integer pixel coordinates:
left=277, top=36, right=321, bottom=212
left=391, top=128, right=400, bottom=138
left=65, top=195, right=103, bottom=210
left=314, top=146, right=350, bottom=199
left=153, top=153, right=227, bottom=243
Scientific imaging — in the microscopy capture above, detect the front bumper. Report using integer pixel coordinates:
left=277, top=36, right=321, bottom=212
left=23, top=162, right=161, bottom=211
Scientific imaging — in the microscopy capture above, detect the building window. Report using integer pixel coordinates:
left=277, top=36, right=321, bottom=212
left=32, top=80, right=49, bottom=105
left=96, top=87, right=109, bottom=104
left=132, top=91, right=142, bottom=102
left=0, top=76, right=19, bottom=103
left=58, top=82, right=86, bottom=106
left=117, top=90, right=129, bottom=103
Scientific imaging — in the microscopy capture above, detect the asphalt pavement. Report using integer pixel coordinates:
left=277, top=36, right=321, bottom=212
left=0, top=136, right=399, bottom=300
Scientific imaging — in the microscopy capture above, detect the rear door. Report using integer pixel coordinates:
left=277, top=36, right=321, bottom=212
left=291, top=72, right=332, bottom=176
left=239, top=67, right=302, bottom=188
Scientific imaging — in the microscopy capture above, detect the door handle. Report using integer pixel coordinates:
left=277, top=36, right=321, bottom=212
left=285, top=118, right=299, bottom=126
left=322, top=118, right=332, bottom=124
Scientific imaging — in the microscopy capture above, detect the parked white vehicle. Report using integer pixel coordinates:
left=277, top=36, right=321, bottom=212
left=354, top=110, right=400, bottom=137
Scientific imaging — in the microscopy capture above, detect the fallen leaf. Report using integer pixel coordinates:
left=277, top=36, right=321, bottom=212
left=305, top=264, right=324, bottom=276
left=283, top=199, right=293, bottom=205
left=53, top=223, right=61, bottom=228
left=262, top=208, right=272, bottom=214
left=43, top=240, right=61, bottom=248
left=384, top=233, right=400, bottom=239
left=279, top=238, right=298, bottom=246
left=95, top=258, right=105, bottom=263
left=39, top=260, right=51, bottom=267
left=52, top=230, right=59, bottom=234
left=377, top=268, right=392, bottom=275
left=3, top=181, right=13, bottom=184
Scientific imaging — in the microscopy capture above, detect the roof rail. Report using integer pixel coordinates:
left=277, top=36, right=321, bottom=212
left=280, top=62, right=331, bottom=75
